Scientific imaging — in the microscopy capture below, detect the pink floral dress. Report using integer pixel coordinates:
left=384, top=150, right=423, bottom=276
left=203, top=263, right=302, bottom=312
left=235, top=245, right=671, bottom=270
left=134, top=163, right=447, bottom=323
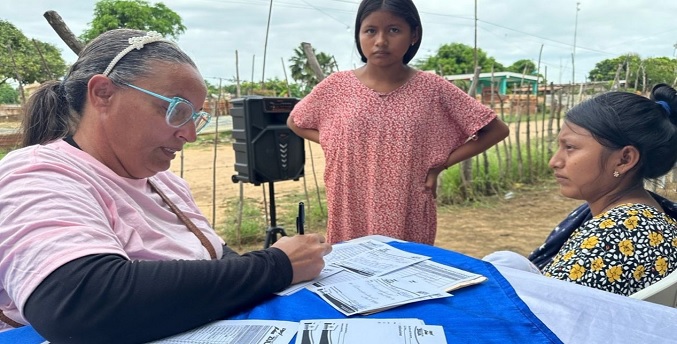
left=290, top=71, right=495, bottom=244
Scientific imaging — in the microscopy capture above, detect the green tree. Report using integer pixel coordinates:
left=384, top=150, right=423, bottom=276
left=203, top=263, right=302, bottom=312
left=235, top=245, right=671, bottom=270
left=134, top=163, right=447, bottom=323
left=643, top=57, right=677, bottom=87
left=0, top=83, right=19, bottom=104
left=507, top=59, right=536, bottom=75
left=413, top=43, right=505, bottom=76
left=81, top=0, right=186, bottom=42
left=588, top=54, right=641, bottom=82
left=0, top=20, right=67, bottom=85
left=288, top=44, right=336, bottom=94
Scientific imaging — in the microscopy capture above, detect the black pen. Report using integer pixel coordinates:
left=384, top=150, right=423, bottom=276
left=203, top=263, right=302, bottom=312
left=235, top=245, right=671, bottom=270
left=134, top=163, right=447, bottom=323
left=296, top=202, right=305, bottom=235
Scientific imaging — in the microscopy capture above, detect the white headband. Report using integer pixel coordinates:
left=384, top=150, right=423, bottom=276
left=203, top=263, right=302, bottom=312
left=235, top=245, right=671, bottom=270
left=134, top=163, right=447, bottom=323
left=102, top=31, right=173, bottom=76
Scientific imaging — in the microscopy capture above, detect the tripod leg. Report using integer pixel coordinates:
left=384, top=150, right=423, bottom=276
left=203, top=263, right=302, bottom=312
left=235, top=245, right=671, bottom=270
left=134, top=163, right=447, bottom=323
left=263, top=227, right=288, bottom=249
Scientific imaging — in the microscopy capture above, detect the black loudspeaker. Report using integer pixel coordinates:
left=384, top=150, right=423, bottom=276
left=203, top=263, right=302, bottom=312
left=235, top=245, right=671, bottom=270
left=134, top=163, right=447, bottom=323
left=231, top=96, right=304, bottom=185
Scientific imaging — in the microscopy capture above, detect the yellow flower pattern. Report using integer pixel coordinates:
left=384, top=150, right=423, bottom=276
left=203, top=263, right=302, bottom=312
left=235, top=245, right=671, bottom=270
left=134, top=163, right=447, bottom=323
left=599, top=219, right=615, bottom=229
left=541, top=203, right=676, bottom=296
left=633, top=265, right=645, bottom=281
left=656, top=257, right=668, bottom=276
left=618, top=239, right=634, bottom=256
left=591, top=257, right=604, bottom=272
left=581, top=236, right=598, bottom=249
left=642, top=209, right=654, bottom=218
left=648, top=232, right=664, bottom=247
left=606, top=266, right=622, bottom=283
left=623, top=216, right=639, bottom=230
left=569, top=264, right=586, bottom=280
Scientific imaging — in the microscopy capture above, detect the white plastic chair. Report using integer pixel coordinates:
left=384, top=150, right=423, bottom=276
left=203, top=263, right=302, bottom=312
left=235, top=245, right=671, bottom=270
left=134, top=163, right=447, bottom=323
left=629, top=269, right=677, bottom=307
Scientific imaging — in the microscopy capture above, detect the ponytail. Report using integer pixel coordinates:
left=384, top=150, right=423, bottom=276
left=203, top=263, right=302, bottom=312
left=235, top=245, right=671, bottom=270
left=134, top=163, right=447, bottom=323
left=21, top=81, right=74, bottom=147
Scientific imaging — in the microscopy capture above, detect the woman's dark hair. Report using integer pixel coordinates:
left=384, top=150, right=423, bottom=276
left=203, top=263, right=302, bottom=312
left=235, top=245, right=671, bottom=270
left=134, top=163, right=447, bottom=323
left=21, top=29, right=197, bottom=147
left=565, top=84, right=677, bottom=180
left=354, top=0, right=422, bottom=64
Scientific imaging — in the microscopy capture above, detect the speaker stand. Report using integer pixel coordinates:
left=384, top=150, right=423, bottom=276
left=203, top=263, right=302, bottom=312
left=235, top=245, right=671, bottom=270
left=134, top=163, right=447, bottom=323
left=263, top=182, right=287, bottom=249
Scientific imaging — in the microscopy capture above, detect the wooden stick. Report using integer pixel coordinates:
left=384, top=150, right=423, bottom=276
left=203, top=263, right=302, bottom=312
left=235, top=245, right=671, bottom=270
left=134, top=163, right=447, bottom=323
left=43, top=10, right=84, bottom=55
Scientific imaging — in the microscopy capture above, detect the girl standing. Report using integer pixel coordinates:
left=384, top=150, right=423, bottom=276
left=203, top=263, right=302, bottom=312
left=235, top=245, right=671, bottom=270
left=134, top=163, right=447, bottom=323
left=288, top=0, right=509, bottom=244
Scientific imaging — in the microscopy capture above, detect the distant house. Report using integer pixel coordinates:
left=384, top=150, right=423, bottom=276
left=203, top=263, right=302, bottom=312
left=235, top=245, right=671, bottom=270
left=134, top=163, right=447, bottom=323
left=443, top=72, right=541, bottom=96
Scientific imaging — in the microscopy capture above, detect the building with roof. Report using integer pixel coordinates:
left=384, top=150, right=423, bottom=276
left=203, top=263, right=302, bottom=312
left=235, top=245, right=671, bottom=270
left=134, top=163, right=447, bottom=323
left=443, top=71, right=542, bottom=96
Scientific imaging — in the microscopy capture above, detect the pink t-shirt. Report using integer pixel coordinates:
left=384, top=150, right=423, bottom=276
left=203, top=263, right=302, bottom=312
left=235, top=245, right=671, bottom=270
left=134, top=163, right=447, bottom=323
left=0, top=140, right=223, bottom=328
left=291, top=70, right=495, bottom=244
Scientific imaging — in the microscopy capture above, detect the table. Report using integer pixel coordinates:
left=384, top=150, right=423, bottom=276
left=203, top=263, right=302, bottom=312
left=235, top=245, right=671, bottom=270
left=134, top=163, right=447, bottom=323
left=3, top=239, right=677, bottom=343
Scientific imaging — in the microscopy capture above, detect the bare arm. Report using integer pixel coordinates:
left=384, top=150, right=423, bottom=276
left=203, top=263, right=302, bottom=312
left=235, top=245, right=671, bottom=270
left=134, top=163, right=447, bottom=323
left=287, top=115, right=320, bottom=143
left=442, top=118, right=509, bottom=168
left=425, top=118, right=509, bottom=196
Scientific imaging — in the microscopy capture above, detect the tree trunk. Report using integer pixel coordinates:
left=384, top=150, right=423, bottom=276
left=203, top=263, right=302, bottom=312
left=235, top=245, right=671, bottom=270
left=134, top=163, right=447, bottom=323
left=43, top=11, right=84, bottom=55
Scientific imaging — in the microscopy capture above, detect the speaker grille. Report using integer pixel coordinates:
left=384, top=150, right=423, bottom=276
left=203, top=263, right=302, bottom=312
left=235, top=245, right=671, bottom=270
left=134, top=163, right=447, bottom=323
left=231, top=96, right=304, bottom=185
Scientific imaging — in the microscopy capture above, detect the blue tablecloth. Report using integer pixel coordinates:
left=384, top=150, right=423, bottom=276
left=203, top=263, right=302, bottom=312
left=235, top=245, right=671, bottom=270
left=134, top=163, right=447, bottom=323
left=1, top=241, right=562, bottom=343
left=231, top=241, right=562, bottom=343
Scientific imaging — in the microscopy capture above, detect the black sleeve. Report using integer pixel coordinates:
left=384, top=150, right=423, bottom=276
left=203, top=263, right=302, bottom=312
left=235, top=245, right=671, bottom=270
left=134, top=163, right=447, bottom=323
left=23, top=249, right=292, bottom=344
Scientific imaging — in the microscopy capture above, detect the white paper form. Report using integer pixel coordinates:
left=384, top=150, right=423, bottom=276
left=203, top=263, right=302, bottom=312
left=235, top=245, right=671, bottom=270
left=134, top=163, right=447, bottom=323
left=323, top=239, right=390, bottom=264
left=276, top=265, right=343, bottom=296
left=313, top=276, right=451, bottom=316
left=147, top=320, right=297, bottom=344
left=294, top=318, right=447, bottom=344
left=330, top=245, right=430, bottom=277
left=382, top=260, right=487, bottom=292
left=305, top=269, right=364, bottom=292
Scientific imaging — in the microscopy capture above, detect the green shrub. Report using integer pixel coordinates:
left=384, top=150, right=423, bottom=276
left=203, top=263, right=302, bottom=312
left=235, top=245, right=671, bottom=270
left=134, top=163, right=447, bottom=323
left=218, top=199, right=266, bottom=246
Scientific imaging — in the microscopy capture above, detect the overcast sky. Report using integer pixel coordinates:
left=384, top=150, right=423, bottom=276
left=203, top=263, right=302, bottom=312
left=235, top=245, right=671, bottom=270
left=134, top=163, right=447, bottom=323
left=3, top=0, right=677, bottom=86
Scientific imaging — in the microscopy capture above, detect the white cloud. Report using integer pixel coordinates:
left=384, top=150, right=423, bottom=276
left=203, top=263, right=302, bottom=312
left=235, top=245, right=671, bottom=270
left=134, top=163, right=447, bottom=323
left=2, top=0, right=677, bottom=85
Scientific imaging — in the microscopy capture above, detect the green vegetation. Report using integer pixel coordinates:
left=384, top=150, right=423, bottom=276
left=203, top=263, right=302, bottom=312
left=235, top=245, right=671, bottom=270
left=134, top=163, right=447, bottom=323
left=438, top=141, right=553, bottom=204
left=0, top=84, right=19, bottom=104
left=80, top=0, right=186, bottom=42
left=217, top=199, right=267, bottom=247
left=218, top=188, right=328, bottom=248
left=0, top=20, right=67, bottom=85
left=185, top=130, right=233, bottom=148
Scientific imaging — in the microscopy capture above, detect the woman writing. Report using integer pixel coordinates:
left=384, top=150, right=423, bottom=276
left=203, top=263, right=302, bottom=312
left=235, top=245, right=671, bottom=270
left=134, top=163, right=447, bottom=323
left=0, top=29, right=331, bottom=343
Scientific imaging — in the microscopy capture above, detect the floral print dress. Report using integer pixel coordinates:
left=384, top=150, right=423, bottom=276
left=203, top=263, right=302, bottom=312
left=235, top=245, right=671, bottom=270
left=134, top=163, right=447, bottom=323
left=290, top=71, right=495, bottom=244
left=542, top=203, right=677, bottom=296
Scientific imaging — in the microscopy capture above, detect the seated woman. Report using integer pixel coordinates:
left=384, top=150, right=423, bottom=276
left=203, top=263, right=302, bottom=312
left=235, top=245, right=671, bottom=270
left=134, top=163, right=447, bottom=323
left=486, top=83, right=677, bottom=296
left=0, top=29, right=330, bottom=343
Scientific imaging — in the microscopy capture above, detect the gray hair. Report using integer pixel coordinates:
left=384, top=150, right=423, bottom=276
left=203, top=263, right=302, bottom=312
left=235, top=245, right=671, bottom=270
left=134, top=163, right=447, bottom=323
left=21, top=28, right=197, bottom=147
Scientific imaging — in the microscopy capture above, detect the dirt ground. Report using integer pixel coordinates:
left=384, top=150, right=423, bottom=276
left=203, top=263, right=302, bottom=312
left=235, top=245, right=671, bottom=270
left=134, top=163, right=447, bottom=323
left=1, top=118, right=582, bottom=259
left=171, top=138, right=582, bottom=259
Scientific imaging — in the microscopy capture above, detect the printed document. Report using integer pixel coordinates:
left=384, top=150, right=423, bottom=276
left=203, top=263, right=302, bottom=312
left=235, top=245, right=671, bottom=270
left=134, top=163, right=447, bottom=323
left=147, top=319, right=297, bottom=344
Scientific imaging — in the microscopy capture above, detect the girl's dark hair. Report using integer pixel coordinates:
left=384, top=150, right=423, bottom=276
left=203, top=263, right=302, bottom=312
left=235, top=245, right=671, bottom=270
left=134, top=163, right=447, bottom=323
left=566, top=84, right=677, bottom=180
left=354, top=0, right=422, bottom=64
left=21, top=29, right=197, bottom=147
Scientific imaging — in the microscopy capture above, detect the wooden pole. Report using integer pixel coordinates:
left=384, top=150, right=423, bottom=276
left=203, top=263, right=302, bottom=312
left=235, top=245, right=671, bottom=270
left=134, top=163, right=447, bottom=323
left=261, top=0, right=274, bottom=87
left=301, top=42, right=325, bottom=82
left=6, top=44, right=26, bottom=105
left=43, top=10, right=84, bottom=55
left=235, top=50, right=241, bottom=98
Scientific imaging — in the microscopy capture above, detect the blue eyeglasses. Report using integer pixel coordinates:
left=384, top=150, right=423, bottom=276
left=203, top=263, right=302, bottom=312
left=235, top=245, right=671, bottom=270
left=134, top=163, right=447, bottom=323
left=125, top=83, right=211, bottom=133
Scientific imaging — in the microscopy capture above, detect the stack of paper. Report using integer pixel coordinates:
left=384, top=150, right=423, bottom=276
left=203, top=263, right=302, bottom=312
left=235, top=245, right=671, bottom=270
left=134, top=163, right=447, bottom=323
left=295, top=318, right=446, bottom=344
left=277, top=240, right=487, bottom=316
left=149, top=318, right=446, bottom=344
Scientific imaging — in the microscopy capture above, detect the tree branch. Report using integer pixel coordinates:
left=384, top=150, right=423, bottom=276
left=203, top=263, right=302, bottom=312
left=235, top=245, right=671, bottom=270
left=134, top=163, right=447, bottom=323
left=43, top=10, right=84, bottom=55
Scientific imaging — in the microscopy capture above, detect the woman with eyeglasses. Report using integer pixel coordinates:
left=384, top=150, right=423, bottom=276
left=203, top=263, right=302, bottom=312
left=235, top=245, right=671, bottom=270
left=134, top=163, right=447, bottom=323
left=0, top=29, right=331, bottom=343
